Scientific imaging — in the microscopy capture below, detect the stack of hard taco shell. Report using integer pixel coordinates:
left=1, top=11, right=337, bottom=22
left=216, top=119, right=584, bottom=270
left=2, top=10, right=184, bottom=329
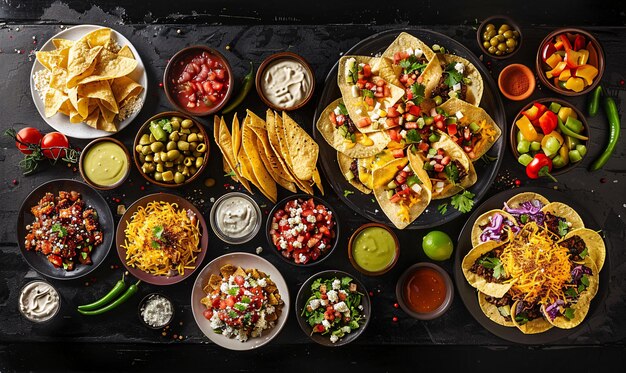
left=316, top=32, right=502, bottom=229
left=214, top=110, right=323, bottom=203
left=462, top=192, right=605, bottom=334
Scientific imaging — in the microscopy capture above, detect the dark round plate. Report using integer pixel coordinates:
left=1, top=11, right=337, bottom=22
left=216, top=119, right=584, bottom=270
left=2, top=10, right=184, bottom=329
left=312, top=28, right=506, bottom=229
left=266, top=194, right=340, bottom=267
left=16, top=179, right=114, bottom=280
left=453, top=187, right=610, bottom=344
left=116, top=193, right=209, bottom=285
left=295, top=270, right=371, bottom=346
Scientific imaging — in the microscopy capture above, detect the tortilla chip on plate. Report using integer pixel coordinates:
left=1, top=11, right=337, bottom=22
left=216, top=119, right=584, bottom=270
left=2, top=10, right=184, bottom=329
left=242, top=120, right=277, bottom=203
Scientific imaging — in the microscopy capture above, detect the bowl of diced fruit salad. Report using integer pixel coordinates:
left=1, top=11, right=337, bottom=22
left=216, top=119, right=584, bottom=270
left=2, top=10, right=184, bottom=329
left=511, top=98, right=589, bottom=177
left=295, top=270, right=370, bottom=346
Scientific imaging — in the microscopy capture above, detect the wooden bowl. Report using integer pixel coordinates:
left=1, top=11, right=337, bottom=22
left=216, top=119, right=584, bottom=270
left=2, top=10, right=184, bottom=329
left=132, top=111, right=209, bottom=188
left=510, top=97, right=590, bottom=176
left=255, top=52, right=315, bottom=111
left=79, top=137, right=131, bottom=190
left=348, top=223, right=400, bottom=276
left=535, top=28, right=605, bottom=97
left=163, top=46, right=234, bottom=117
left=476, top=15, right=523, bottom=60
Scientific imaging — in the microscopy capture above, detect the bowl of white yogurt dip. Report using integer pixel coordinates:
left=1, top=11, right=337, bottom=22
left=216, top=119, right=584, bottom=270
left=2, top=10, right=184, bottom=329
left=256, top=52, right=315, bottom=111
left=19, top=280, right=61, bottom=323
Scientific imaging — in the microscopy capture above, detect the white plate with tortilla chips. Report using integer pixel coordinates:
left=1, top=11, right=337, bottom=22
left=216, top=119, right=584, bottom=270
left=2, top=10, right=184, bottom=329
left=30, top=24, right=147, bottom=139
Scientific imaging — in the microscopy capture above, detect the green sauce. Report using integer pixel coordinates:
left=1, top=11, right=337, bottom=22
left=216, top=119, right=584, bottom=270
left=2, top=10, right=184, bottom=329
left=352, top=227, right=396, bottom=272
left=83, top=141, right=128, bottom=187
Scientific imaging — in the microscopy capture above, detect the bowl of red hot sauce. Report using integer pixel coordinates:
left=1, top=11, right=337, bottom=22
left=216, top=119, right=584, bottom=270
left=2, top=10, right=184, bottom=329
left=164, top=46, right=234, bottom=117
left=395, top=262, right=454, bottom=320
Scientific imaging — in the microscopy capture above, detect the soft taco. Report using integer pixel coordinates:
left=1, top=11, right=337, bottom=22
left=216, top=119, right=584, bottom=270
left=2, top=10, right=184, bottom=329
left=337, top=151, right=371, bottom=194
left=430, top=54, right=483, bottom=106
left=478, top=291, right=516, bottom=327
left=541, top=202, right=585, bottom=237
left=409, top=132, right=477, bottom=199
left=436, top=97, right=502, bottom=160
left=316, top=98, right=391, bottom=158
left=511, top=300, right=553, bottom=334
left=338, top=55, right=405, bottom=133
left=540, top=257, right=599, bottom=329
left=471, top=209, right=519, bottom=247
left=462, top=240, right=515, bottom=298
left=506, top=192, right=550, bottom=210
left=372, top=156, right=432, bottom=229
left=559, top=228, right=606, bottom=272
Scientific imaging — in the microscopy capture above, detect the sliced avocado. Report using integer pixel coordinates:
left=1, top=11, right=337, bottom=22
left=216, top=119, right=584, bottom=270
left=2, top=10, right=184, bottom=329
left=497, top=304, right=511, bottom=317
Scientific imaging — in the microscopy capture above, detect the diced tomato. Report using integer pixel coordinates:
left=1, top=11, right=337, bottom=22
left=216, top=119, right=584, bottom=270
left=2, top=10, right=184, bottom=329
left=417, top=141, right=430, bottom=152
left=234, top=275, right=245, bottom=286
left=391, top=148, right=405, bottom=158
left=408, top=105, right=421, bottom=116
left=329, top=111, right=337, bottom=125
left=219, top=300, right=227, bottom=310
left=226, top=296, right=236, bottom=307
left=357, top=117, right=372, bottom=128
left=388, top=128, right=402, bottom=142
left=203, top=309, right=213, bottom=320
left=434, top=163, right=445, bottom=173
left=447, top=123, right=457, bottom=136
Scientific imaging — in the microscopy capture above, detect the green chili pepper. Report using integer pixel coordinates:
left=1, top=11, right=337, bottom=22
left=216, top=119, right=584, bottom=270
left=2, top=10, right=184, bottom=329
left=78, top=274, right=127, bottom=311
left=587, top=85, right=602, bottom=117
left=222, top=61, right=254, bottom=114
left=589, top=94, right=621, bottom=171
left=77, top=280, right=141, bottom=316
left=557, top=117, right=588, bottom=141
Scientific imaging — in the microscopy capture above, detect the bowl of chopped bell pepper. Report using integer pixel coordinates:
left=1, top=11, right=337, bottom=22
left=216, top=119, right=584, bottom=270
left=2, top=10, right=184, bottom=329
left=536, top=28, right=605, bottom=96
left=510, top=98, right=590, bottom=177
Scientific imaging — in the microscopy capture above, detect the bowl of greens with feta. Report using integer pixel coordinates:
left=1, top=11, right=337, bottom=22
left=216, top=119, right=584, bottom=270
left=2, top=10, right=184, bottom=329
left=295, top=270, right=370, bottom=346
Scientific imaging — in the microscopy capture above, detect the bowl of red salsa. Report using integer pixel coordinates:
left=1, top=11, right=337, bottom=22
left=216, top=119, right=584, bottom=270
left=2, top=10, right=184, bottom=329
left=395, top=262, right=454, bottom=320
left=164, top=46, right=234, bottom=116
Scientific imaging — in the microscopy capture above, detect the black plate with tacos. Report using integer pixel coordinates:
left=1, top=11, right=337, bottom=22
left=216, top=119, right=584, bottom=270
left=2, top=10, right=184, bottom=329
left=454, top=187, right=609, bottom=344
left=313, top=29, right=506, bottom=229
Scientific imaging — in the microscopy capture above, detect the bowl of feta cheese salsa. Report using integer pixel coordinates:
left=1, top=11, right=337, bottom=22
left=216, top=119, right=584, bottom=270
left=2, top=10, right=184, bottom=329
left=295, top=270, right=371, bottom=346
left=164, top=46, right=234, bottom=116
left=266, top=194, right=339, bottom=266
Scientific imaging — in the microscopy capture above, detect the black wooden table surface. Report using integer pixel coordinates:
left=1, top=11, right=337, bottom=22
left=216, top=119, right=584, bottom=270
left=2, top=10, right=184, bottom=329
left=1, top=1, right=625, bottom=371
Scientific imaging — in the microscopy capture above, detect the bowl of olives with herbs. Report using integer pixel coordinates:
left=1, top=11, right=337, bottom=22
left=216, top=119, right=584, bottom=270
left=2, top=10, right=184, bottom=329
left=133, top=111, right=210, bottom=187
left=476, top=15, right=522, bottom=59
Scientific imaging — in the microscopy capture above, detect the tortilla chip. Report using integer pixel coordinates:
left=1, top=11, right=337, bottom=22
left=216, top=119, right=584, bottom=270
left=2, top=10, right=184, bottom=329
left=83, top=108, right=100, bottom=129
left=242, top=121, right=277, bottom=203
left=312, top=168, right=324, bottom=195
left=66, top=40, right=102, bottom=88
left=511, top=301, right=553, bottom=334
left=257, top=137, right=297, bottom=193
left=44, top=88, right=68, bottom=118
left=220, top=264, right=237, bottom=279
left=52, top=38, right=75, bottom=49
left=117, top=45, right=134, bottom=59
left=439, top=54, right=484, bottom=106
left=213, top=116, right=252, bottom=193
left=281, top=112, right=319, bottom=181
left=85, top=28, right=112, bottom=48
left=207, top=274, right=222, bottom=291
left=110, top=76, right=143, bottom=104
left=381, top=32, right=436, bottom=63
left=79, top=80, right=119, bottom=114
left=264, top=110, right=297, bottom=183
left=233, top=266, right=247, bottom=278
left=77, top=47, right=137, bottom=85
left=96, top=113, right=117, bottom=132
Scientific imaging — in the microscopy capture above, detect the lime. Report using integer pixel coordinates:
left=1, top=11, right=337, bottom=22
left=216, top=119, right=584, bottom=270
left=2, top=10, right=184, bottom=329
left=422, top=231, right=454, bottom=261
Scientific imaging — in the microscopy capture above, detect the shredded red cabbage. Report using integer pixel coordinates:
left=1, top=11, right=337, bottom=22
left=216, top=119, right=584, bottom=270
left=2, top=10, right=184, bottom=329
left=480, top=213, right=520, bottom=243
left=571, top=265, right=592, bottom=283
left=544, top=299, right=565, bottom=320
left=503, top=200, right=546, bottom=225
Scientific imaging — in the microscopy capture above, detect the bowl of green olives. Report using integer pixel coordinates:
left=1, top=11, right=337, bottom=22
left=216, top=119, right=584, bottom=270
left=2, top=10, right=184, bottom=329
left=133, top=111, right=210, bottom=187
left=477, top=15, right=522, bottom=59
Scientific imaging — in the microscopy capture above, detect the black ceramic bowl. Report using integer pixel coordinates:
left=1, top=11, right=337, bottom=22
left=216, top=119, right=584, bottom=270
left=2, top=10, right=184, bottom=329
left=295, top=270, right=371, bottom=346
left=476, top=15, right=523, bottom=60
left=138, top=293, right=175, bottom=329
left=16, top=179, right=114, bottom=280
left=395, top=262, right=454, bottom=321
left=265, top=194, right=340, bottom=267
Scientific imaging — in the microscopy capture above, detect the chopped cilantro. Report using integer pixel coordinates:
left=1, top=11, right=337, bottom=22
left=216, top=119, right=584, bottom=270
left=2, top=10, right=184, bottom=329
left=228, top=287, right=239, bottom=296
left=514, top=314, right=529, bottom=325
left=51, top=223, right=68, bottom=238
left=150, top=240, right=160, bottom=249
left=234, top=303, right=247, bottom=312
left=399, top=55, right=427, bottom=75
left=311, top=278, right=323, bottom=290
left=341, top=276, right=353, bottom=287
left=581, top=274, right=590, bottom=287
left=337, top=103, right=349, bottom=116
left=479, top=257, right=504, bottom=279
left=241, top=296, right=251, bottom=304
left=520, top=214, right=529, bottom=224
left=444, top=62, right=464, bottom=88
left=228, top=311, right=238, bottom=319
left=343, top=189, right=354, bottom=197
left=224, top=170, right=237, bottom=177
left=62, top=262, right=69, bottom=270
left=405, top=129, right=421, bottom=144
left=444, top=163, right=460, bottom=183
left=563, top=308, right=575, bottom=320
left=152, top=225, right=164, bottom=239
left=565, top=287, right=578, bottom=299
left=451, top=190, right=475, bottom=213
left=243, top=313, right=252, bottom=324
left=557, top=220, right=569, bottom=236
left=410, top=83, right=426, bottom=105
left=579, top=247, right=588, bottom=259
left=438, top=203, right=448, bottom=215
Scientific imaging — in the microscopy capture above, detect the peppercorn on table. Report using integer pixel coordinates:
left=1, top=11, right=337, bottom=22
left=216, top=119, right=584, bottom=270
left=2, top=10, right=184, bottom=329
left=0, top=1, right=625, bottom=371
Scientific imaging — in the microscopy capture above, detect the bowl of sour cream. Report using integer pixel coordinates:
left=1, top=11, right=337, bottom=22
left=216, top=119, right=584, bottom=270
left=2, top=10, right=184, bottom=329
left=209, top=192, right=262, bottom=245
left=19, top=280, right=61, bottom=323
left=256, top=52, right=315, bottom=111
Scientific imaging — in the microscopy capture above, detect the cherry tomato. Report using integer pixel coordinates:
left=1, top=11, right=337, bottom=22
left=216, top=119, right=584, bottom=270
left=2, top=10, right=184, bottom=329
left=41, top=132, right=69, bottom=159
left=15, top=127, right=43, bottom=154
left=202, top=309, right=213, bottom=320
left=234, top=275, right=245, bottom=286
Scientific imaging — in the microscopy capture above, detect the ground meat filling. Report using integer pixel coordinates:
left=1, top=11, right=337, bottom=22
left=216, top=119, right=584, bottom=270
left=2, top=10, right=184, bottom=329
left=485, top=293, right=513, bottom=321
left=451, top=159, right=468, bottom=181
left=545, top=212, right=566, bottom=235
left=430, top=67, right=468, bottom=101
left=515, top=301, right=542, bottom=322
left=343, top=115, right=357, bottom=135
left=559, top=235, right=587, bottom=261
left=349, top=159, right=360, bottom=180
left=470, top=247, right=504, bottom=283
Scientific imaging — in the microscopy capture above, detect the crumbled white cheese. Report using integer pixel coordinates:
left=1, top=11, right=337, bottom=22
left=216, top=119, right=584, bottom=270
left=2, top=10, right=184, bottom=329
left=306, top=215, right=316, bottom=223
left=322, top=319, right=331, bottom=329
left=355, top=108, right=362, bottom=115
left=342, top=326, right=352, bottom=333
left=334, top=106, right=342, bottom=115
left=332, top=279, right=341, bottom=290
left=400, top=129, right=407, bottom=138
left=318, top=242, right=326, bottom=250
left=351, top=85, right=359, bottom=97
left=258, top=278, right=267, bottom=287
left=333, top=301, right=349, bottom=313
left=140, top=295, right=173, bottom=328
left=327, top=290, right=338, bottom=303
left=452, top=83, right=462, bottom=91
left=320, top=299, right=328, bottom=306
left=411, top=183, right=422, bottom=194
left=309, top=299, right=321, bottom=310
left=414, top=48, right=423, bottom=58
left=405, top=47, right=414, bottom=56
left=455, top=110, right=464, bottom=119
left=454, top=62, right=464, bottom=74
left=330, top=334, right=339, bottom=343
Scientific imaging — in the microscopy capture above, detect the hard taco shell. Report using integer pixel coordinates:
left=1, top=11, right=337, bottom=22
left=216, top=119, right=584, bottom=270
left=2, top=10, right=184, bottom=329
left=541, top=202, right=585, bottom=231
left=461, top=240, right=515, bottom=298
left=471, top=209, right=518, bottom=247
left=477, top=292, right=515, bottom=327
